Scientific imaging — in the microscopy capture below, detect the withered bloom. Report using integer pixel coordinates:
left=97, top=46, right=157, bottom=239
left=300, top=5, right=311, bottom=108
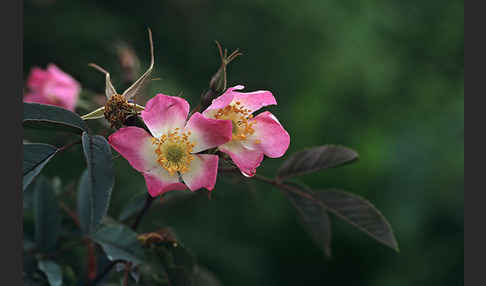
left=81, top=28, right=155, bottom=129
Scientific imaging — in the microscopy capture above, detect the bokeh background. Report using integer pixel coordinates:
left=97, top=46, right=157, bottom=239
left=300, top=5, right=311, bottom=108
left=24, top=0, right=464, bottom=285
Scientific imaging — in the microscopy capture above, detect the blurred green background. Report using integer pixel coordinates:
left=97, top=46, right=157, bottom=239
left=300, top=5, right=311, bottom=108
left=24, top=0, right=463, bottom=285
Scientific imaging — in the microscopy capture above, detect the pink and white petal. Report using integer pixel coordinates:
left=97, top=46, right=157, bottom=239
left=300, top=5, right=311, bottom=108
left=184, top=112, right=232, bottom=153
left=141, top=94, right=190, bottom=138
left=248, top=111, right=290, bottom=158
left=108, top=127, right=159, bottom=172
left=143, top=168, right=187, bottom=197
left=44, top=84, right=80, bottom=111
left=202, top=85, right=245, bottom=117
left=26, top=67, right=48, bottom=91
left=181, top=154, right=219, bottom=191
left=218, top=141, right=264, bottom=177
left=47, top=64, right=80, bottom=86
left=231, top=89, right=277, bottom=113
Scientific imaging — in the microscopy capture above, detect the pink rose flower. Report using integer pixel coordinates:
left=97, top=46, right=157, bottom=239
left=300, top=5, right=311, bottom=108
left=24, top=64, right=81, bottom=111
left=109, top=93, right=233, bottom=197
left=203, top=85, right=290, bottom=177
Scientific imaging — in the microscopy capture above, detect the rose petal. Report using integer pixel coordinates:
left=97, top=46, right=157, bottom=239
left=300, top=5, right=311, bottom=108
left=47, top=64, right=80, bottom=87
left=26, top=67, right=48, bottom=91
left=143, top=168, right=187, bottom=197
left=244, top=111, right=290, bottom=158
left=141, top=94, right=189, bottom=138
left=218, top=141, right=264, bottom=177
left=26, top=64, right=80, bottom=111
left=181, top=154, right=219, bottom=191
left=184, top=112, right=232, bottom=153
left=45, top=64, right=81, bottom=110
left=232, top=89, right=276, bottom=113
left=44, top=84, right=79, bottom=111
left=108, top=127, right=159, bottom=172
left=202, top=85, right=245, bottom=116
left=23, top=92, right=54, bottom=106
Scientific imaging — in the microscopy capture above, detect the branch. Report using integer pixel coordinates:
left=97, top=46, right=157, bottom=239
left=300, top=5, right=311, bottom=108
left=220, top=168, right=314, bottom=200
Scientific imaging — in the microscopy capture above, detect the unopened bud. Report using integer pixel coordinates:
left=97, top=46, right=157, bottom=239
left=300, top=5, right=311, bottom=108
left=201, top=41, right=242, bottom=110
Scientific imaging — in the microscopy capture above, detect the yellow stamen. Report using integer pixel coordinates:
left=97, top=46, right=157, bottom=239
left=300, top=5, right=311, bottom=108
left=213, top=103, right=256, bottom=141
left=152, top=129, right=195, bottom=176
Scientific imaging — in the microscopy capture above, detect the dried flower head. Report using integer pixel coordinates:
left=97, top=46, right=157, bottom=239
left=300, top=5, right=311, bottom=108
left=81, top=28, right=155, bottom=128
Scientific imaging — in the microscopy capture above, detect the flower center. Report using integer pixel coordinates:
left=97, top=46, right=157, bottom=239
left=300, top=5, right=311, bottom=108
left=152, top=128, right=195, bottom=176
left=214, top=102, right=256, bottom=141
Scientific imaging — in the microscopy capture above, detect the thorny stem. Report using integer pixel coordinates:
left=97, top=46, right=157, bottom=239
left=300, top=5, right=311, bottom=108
left=87, top=241, right=98, bottom=280
left=122, top=262, right=132, bottom=286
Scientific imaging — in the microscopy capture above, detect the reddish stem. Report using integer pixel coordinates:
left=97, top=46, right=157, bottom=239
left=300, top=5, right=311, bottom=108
left=59, top=201, right=80, bottom=227
left=87, top=241, right=97, bottom=280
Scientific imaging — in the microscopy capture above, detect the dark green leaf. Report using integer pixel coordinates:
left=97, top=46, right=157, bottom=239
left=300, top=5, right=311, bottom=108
left=90, top=224, right=145, bottom=265
left=38, top=260, right=63, bottom=286
left=283, top=183, right=332, bottom=257
left=24, top=180, right=36, bottom=209
left=34, top=176, right=61, bottom=252
left=76, top=170, right=92, bottom=234
left=23, top=102, right=88, bottom=134
left=315, top=189, right=399, bottom=251
left=276, top=145, right=359, bottom=181
left=119, top=192, right=149, bottom=221
left=78, top=132, right=114, bottom=233
left=23, top=143, right=58, bottom=191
